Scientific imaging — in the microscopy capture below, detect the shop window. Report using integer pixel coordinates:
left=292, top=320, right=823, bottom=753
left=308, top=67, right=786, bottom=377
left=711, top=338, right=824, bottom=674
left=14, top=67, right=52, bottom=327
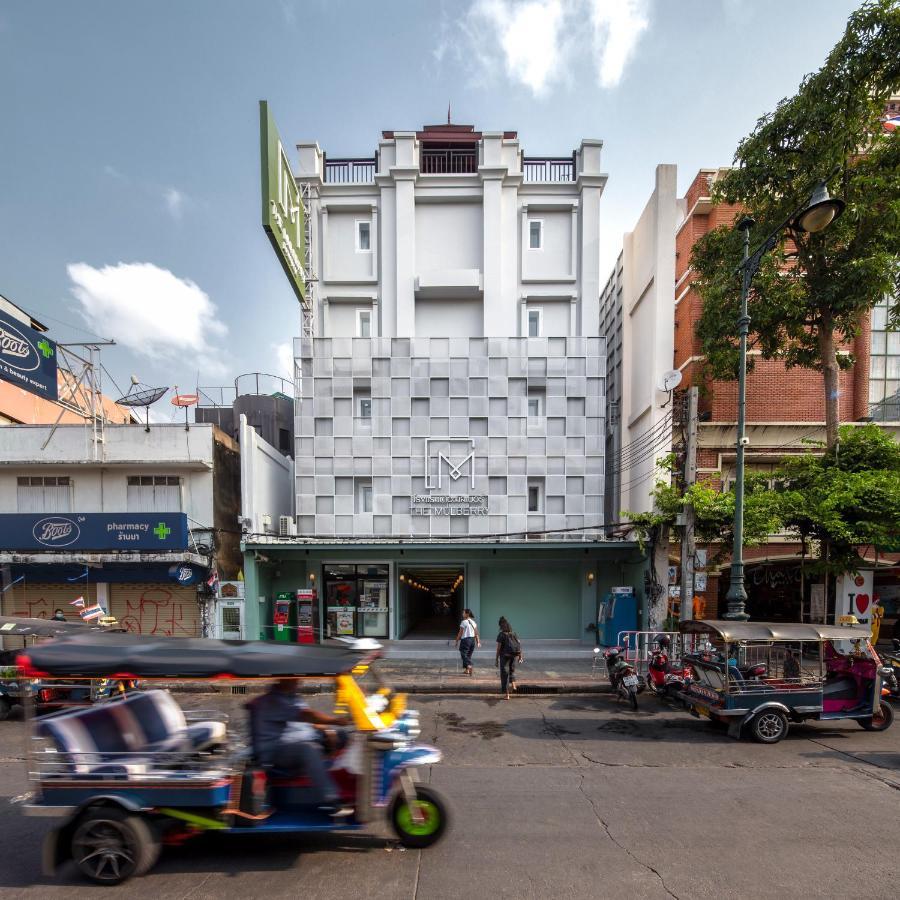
left=323, top=563, right=389, bottom=639
left=17, top=476, right=72, bottom=513
left=126, top=475, right=181, bottom=512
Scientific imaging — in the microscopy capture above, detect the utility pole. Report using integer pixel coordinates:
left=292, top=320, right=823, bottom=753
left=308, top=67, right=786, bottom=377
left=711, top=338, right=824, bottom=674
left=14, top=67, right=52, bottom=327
left=679, top=386, right=699, bottom=622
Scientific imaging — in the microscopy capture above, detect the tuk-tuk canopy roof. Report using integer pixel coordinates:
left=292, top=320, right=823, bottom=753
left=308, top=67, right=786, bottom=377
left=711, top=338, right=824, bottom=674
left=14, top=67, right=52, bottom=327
left=0, top=615, right=114, bottom=638
left=17, top=630, right=381, bottom=679
left=679, top=619, right=872, bottom=642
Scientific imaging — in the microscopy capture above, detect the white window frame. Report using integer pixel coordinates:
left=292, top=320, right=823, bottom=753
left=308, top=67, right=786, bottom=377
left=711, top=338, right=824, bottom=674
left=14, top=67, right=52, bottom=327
left=16, top=475, right=73, bottom=513
left=527, top=479, right=544, bottom=513
left=126, top=475, right=183, bottom=513
left=358, top=397, right=372, bottom=419
left=356, top=219, right=372, bottom=252
left=356, top=308, right=372, bottom=338
left=528, top=219, right=543, bottom=250
left=527, top=307, right=543, bottom=337
left=356, top=478, right=373, bottom=514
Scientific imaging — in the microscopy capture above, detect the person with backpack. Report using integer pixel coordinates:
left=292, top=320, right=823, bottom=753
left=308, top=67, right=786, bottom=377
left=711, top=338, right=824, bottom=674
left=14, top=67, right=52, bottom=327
left=495, top=616, right=522, bottom=699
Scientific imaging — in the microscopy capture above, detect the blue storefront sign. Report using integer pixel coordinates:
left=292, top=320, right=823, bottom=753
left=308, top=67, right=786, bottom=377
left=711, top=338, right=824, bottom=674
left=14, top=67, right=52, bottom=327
left=0, top=513, right=189, bottom=551
left=0, top=308, right=58, bottom=402
left=168, top=562, right=204, bottom=585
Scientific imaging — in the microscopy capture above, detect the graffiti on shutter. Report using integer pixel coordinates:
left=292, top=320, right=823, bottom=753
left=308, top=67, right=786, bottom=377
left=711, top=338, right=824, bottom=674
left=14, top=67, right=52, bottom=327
left=110, top=584, right=200, bottom=637
left=9, top=584, right=98, bottom=622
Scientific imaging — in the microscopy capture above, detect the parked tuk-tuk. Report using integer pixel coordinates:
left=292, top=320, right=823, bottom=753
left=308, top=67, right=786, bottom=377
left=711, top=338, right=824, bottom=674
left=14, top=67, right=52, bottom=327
left=0, top=616, right=133, bottom=720
left=16, top=629, right=449, bottom=885
left=677, top=618, right=895, bottom=743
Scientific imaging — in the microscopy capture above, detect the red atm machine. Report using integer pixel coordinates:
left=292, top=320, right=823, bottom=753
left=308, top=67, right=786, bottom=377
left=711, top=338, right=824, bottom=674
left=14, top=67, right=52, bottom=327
left=295, top=589, right=316, bottom=644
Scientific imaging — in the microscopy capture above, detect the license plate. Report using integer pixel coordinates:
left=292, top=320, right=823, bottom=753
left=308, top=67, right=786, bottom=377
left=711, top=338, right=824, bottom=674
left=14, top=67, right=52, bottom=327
left=623, top=675, right=639, bottom=687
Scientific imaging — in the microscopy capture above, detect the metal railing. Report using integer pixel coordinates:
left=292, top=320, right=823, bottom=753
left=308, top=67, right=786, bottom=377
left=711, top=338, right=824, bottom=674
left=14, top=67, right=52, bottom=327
left=522, top=156, right=576, bottom=182
left=420, top=147, right=478, bottom=174
left=324, top=158, right=376, bottom=184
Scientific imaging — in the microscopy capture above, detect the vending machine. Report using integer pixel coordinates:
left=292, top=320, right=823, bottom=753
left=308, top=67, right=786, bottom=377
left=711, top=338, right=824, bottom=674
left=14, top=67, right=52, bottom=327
left=597, top=586, right=637, bottom=646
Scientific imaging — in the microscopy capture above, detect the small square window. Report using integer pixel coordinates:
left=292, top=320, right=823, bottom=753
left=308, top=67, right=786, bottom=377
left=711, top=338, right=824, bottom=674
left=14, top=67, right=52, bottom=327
left=528, top=220, right=542, bottom=250
left=357, top=309, right=372, bottom=337
left=357, top=220, right=371, bottom=252
left=527, top=388, right=545, bottom=417
left=527, top=308, right=542, bottom=337
left=358, top=398, right=372, bottom=419
left=527, top=479, right=544, bottom=513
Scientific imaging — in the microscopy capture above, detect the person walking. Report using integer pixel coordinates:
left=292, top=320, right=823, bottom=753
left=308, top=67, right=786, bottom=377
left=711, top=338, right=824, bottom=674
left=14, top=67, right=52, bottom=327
left=495, top=616, right=522, bottom=699
left=454, top=608, right=480, bottom=675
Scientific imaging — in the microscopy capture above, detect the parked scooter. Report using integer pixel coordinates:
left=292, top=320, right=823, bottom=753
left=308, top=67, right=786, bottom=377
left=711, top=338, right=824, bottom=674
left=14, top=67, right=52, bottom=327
left=645, top=636, right=691, bottom=701
left=603, top=647, right=642, bottom=710
left=883, top=639, right=900, bottom=701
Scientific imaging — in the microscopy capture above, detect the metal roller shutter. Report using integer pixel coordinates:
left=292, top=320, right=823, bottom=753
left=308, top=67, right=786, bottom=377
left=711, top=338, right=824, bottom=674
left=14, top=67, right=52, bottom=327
left=109, top=583, right=201, bottom=638
left=5, top=583, right=99, bottom=622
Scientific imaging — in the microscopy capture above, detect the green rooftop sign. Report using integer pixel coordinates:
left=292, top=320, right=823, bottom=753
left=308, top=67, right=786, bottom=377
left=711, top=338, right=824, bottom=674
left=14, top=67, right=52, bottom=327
left=260, top=100, right=305, bottom=302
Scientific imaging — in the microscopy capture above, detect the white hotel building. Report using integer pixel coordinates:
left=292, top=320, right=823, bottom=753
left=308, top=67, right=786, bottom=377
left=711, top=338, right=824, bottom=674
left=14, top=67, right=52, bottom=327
left=243, top=122, right=645, bottom=642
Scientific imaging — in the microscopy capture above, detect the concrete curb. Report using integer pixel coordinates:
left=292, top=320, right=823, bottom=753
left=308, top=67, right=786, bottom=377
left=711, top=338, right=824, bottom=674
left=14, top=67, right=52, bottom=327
left=162, top=680, right=611, bottom=696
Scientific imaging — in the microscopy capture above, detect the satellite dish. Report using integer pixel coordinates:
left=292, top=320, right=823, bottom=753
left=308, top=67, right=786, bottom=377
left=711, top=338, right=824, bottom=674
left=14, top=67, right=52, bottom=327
left=171, top=389, right=199, bottom=431
left=659, top=369, right=683, bottom=393
left=115, top=382, right=169, bottom=432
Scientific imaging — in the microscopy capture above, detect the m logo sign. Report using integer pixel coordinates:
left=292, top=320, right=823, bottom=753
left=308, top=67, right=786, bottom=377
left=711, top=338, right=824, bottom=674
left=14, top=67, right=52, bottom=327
left=424, top=438, right=476, bottom=491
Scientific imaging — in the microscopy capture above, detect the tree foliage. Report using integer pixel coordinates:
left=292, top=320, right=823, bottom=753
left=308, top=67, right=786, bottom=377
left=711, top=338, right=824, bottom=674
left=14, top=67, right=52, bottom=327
left=776, top=423, right=900, bottom=572
left=691, top=0, right=900, bottom=446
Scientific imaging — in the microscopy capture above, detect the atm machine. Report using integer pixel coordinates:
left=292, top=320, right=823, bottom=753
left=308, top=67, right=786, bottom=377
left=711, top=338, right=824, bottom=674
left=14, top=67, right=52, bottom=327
left=272, top=592, right=294, bottom=642
left=597, top=586, right=637, bottom=647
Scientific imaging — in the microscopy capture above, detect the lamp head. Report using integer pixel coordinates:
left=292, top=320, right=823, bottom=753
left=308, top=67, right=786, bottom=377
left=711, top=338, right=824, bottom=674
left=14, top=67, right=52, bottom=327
left=792, top=181, right=845, bottom=233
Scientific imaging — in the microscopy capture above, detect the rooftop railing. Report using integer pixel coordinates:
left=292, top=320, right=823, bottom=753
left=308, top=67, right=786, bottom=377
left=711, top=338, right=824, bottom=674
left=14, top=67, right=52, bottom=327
left=522, top=156, right=576, bottom=182
left=323, top=157, right=377, bottom=184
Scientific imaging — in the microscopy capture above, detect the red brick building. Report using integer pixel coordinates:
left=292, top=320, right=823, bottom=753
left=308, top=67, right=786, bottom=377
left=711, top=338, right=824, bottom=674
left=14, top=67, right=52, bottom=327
left=674, top=169, right=899, bottom=624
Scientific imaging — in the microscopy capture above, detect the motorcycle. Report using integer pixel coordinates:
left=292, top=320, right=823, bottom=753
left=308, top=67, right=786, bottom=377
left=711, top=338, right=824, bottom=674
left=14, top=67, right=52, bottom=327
left=603, top=647, right=642, bottom=711
left=645, top=639, right=691, bottom=701
left=883, top=639, right=900, bottom=700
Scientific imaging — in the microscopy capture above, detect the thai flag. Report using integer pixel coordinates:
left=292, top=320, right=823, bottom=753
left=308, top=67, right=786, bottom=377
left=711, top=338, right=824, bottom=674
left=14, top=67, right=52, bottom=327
left=79, top=603, right=104, bottom=622
left=883, top=116, right=900, bottom=133
left=70, top=596, right=85, bottom=608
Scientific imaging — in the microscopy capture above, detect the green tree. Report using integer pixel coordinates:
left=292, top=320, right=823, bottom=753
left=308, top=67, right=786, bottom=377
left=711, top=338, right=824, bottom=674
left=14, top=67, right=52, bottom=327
left=776, top=423, right=900, bottom=574
left=692, top=0, right=900, bottom=449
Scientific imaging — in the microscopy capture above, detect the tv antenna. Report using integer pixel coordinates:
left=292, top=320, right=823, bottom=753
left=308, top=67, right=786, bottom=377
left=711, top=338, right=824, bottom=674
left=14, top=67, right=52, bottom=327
left=115, top=376, right=168, bottom=432
left=658, top=369, right=683, bottom=409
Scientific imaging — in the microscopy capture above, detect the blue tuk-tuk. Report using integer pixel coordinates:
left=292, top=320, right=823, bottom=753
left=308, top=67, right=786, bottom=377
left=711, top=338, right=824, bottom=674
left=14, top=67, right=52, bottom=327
left=677, top=619, right=895, bottom=743
left=16, top=629, right=449, bottom=885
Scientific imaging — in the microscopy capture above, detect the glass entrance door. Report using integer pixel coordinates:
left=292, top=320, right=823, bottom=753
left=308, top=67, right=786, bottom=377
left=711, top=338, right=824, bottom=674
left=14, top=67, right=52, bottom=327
left=218, top=600, right=244, bottom=640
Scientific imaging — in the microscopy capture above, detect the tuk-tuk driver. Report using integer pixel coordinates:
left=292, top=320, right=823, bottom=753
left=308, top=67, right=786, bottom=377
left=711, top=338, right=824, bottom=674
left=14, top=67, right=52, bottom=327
left=251, top=679, right=352, bottom=817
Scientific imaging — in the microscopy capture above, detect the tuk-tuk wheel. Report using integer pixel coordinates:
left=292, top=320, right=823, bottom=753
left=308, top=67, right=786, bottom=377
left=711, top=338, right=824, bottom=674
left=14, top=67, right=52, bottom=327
left=859, top=701, right=894, bottom=732
left=749, top=709, right=788, bottom=744
left=0, top=697, right=11, bottom=721
left=70, top=806, right=159, bottom=885
left=390, top=785, right=449, bottom=849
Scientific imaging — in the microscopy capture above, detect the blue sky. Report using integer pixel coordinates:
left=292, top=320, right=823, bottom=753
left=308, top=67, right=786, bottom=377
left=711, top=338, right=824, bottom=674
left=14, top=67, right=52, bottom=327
left=0, top=0, right=861, bottom=420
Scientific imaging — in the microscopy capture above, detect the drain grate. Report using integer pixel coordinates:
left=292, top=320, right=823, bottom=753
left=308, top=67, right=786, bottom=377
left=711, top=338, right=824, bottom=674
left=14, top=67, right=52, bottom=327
left=230, top=685, right=248, bottom=695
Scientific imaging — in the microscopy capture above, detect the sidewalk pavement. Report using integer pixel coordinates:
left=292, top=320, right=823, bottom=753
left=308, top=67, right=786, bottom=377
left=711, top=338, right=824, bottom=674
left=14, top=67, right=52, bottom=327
left=163, top=657, right=612, bottom=695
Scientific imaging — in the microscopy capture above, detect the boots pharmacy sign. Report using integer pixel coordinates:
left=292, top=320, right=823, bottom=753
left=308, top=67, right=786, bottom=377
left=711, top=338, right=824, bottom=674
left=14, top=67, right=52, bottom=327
left=0, top=513, right=189, bottom=551
left=260, top=100, right=305, bottom=303
left=0, top=308, right=57, bottom=401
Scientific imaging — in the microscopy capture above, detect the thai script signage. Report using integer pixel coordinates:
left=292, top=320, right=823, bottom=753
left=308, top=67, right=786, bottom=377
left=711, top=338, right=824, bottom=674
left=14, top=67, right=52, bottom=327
left=0, top=308, right=57, bottom=402
left=260, top=100, right=305, bottom=303
left=0, top=513, right=189, bottom=551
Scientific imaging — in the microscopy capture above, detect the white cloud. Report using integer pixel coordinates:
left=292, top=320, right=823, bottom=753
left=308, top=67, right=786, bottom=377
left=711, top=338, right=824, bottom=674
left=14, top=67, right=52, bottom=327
left=67, top=262, right=228, bottom=377
left=163, top=187, right=186, bottom=220
left=273, top=341, right=295, bottom=382
left=449, top=0, right=649, bottom=95
left=587, top=0, right=649, bottom=88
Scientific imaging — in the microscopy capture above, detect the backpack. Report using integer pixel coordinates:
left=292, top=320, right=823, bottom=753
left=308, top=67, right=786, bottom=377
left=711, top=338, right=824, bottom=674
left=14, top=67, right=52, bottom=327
left=503, top=631, right=521, bottom=656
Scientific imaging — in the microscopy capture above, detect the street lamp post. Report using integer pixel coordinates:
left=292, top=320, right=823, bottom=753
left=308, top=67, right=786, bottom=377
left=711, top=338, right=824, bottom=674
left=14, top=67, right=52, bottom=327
left=722, top=182, right=844, bottom=621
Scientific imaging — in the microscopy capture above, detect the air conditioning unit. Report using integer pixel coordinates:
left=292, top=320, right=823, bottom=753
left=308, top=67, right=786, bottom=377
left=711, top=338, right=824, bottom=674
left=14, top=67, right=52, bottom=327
left=279, top=515, right=297, bottom=537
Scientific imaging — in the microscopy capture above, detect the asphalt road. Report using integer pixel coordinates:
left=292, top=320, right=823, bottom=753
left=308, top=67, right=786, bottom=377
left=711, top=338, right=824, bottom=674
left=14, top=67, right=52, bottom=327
left=0, top=692, right=898, bottom=899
